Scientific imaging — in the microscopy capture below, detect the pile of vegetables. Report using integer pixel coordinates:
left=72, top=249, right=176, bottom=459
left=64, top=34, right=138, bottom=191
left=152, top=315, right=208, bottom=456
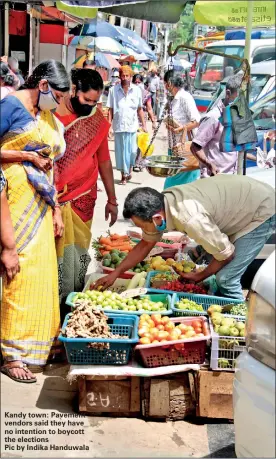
left=175, top=298, right=205, bottom=312
left=138, top=314, right=206, bottom=345
left=72, top=290, right=168, bottom=313
left=93, top=233, right=134, bottom=259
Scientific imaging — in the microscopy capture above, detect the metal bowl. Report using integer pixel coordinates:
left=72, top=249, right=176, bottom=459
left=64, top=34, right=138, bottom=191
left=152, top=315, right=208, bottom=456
left=145, top=155, right=185, bottom=177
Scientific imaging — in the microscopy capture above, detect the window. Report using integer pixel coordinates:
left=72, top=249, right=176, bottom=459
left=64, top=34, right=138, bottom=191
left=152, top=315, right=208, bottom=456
left=250, top=74, right=270, bottom=102
left=194, top=46, right=244, bottom=91
left=252, top=98, right=275, bottom=130
left=252, top=47, right=275, bottom=64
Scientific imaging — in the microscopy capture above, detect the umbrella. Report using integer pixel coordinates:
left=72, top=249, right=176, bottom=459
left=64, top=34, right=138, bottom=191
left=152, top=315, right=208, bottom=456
left=71, top=21, right=140, bottom=54
left=123, top=47, right=150, bottom=62
left=116, top=26, right=157, bottom=61
left=73, top=52, right=120, bottom=70
left=70, top=36, right=128, bottom=56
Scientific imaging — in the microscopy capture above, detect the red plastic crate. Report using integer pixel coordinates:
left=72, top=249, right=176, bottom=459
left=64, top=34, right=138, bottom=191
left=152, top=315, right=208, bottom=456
left=135, top=316, right=210, bottom=368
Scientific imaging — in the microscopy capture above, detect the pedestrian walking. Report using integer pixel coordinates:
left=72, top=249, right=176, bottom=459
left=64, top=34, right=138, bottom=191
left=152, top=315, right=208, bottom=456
left=54, top=68, right=117, bottom=302
left=107, top=65, right=147, bottom=185
left=156, top=74, right=167, bottom=121
left=163, top=70, right=201, bottom=189
left=148, top=70, right=160, bottom=115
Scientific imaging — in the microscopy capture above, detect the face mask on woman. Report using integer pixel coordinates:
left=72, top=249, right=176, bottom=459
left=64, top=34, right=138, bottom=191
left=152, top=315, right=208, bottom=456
left=38, top=85, right=59, bottom=111
left=70, top=96, right=96, bottom=117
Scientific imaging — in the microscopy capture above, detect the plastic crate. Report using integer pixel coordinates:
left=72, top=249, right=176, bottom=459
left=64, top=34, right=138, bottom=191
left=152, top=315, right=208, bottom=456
left=59, top=313, right=139, bottom=365
left=209, top=315, right=246, bottom=372
left=66, top=291, right=173, bottom=316
left=135, top=316, right=210, bottom=368
left=172, top=293, right=244, bottom=317
left=145, top=271, right=178, bottom=291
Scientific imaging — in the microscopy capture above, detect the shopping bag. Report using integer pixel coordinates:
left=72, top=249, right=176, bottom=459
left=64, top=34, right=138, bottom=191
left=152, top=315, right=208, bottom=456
left=137, top=131, right=154, bottom=157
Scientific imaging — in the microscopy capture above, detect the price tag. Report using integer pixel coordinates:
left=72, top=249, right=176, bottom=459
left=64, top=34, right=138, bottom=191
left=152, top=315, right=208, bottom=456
left=120, top=288, right=148, bottom=298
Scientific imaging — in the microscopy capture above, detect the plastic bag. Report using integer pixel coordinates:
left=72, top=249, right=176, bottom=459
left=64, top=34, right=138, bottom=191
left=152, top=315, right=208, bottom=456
left=137, top=131, right=154, bottom=157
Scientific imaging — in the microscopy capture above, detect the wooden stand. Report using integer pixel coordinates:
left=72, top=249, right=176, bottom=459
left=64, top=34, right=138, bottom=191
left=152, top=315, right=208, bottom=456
left=78, top=376, right=140, bottom=417
left=196, top=369, right=234, bottom=420
left=141, top=373, right=195, bottom=421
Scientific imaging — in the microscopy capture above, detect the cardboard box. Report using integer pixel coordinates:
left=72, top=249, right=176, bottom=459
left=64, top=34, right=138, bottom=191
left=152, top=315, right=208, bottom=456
left=196, top=369, right=234, bottom=419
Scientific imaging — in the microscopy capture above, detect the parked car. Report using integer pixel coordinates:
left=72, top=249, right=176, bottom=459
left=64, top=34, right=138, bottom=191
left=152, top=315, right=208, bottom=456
left=250, top=61, right=275, bottom=103
left=193, top=38, right=275, bottom=112
left=233, top=250, right=275, bottom=458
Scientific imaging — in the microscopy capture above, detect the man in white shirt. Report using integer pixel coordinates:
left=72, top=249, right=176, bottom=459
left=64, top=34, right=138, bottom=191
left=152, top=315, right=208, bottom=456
left=148, top=70, right=160, bottom=115
left=107, top=65, right=147, bottom=185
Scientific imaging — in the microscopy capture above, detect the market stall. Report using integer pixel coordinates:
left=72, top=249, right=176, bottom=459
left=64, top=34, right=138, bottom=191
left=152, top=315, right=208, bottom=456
left=60, top=231, right=247, bottom=420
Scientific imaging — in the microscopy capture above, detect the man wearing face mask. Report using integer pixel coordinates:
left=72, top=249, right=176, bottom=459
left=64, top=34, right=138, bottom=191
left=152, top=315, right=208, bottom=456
left=189, top=73, right=243, bottom=178
left=54, top=68, right=118, bottom=303
left=93, top=177, right=275, bottom=301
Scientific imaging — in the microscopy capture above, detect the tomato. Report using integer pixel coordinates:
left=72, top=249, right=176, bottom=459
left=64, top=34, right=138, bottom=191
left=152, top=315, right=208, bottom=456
left=177, top=324, right=188, bottom=333
left=194, top=327, right=202, bottom=334
left=152, top=314, right=162, bottom=325
left=180, top=334, right=187, bottom=340
left=196, top=333, right=205, bottom=338
left=140, top=314, right=151, bottom=321
left=192, top=320, right=202, bottom=329
left=185, top=330, right=196, bottom=338
left=138, top=326, right=150, bottom=337
left=168, top=331, right=180, bottom=341
left=147, top=319, right=155, bottom=329
left=139, top=337, right=151, bottom=345
left=174, top=343, right=184, bottom=351
left=161, top=316, right=170, bottom=325
left=149, top=327, right=159, bottom=339
left=157, top=324, right=165, bottom=331
left=151, top=340, right=160, bottom=344
left=157, top=331, right=169, bottom=341
left=174, top=328, right=182, bottom=337
left=164, top=322, right=175, bottom=332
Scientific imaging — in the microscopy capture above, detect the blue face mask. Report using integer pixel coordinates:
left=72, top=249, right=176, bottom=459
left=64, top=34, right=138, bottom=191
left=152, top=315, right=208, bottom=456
left=153, top=216, right=167, bottom=232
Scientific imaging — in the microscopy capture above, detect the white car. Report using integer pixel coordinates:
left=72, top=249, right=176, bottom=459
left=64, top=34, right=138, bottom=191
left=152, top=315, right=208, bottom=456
left=233, top=251, right=275, bottom=458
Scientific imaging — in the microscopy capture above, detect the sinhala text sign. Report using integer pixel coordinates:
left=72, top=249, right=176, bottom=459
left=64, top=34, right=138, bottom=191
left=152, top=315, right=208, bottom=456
left=194, top=0, right=275, bottom=26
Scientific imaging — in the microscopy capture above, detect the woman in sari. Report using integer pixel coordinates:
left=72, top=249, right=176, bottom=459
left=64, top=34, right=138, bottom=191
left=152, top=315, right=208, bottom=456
left=54, top=69, right=118, bottom=303
left=0, top=60, right=70, bottom=383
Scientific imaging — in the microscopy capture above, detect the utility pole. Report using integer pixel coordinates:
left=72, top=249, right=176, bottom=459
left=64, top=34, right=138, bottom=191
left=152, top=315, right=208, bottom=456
left=4, top=1, right=9, bottom=56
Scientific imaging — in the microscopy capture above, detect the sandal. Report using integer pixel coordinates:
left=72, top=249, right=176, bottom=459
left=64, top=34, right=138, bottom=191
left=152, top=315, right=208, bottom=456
left=126, top=174, right=132, bottom=182
left=133, top=166, right=140, bottom=172
left=1, top=363, right=37, bottom=383
left=119, top=178, right=127, bottom=185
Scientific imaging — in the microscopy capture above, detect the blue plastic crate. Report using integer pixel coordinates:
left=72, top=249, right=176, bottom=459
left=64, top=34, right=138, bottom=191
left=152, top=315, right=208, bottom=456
left=172, top=292, right=245, bottom=317
left=59, top=313, right=139, bottom=365
left=66, top=291, right=173, bottom=316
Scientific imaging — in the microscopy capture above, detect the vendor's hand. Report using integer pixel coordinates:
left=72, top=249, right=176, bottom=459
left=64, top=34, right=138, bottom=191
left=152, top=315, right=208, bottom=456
left=105, top=202, right=118, bottom=227
left=53, top=207, right=64, bottom=238
left=31, top=154, right=53, bottom=172
left=142, top=126, right=148, bottom=133
left=1, top=55, right=8, bottom=63
left=108, top=128, right=114, bottom=139
left=152, top=122, right=157, bottom=131
left=173, top=267, right=201, bottom=283
left=172, top=125, right=185, bottom=134
left=91, top=272, right=119, bottom=291
left=209, top=162, right=219, bottom=176
left=0, top=246, right=20, bottom=282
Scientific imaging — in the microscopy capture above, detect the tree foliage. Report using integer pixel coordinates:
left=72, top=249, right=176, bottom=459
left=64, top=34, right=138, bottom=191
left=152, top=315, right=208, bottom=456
left=169, top=4, right=195, bottom=46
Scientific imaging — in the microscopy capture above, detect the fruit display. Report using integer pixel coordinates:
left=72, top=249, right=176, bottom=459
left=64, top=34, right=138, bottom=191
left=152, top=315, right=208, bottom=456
left=137, top=314, right=207, bottom=345
left=174, top=298, right=204, bottom=312
left=210, top=312, right=246, bottom=338
left=150, top=272, right=207, bottom=294
left=72, top=291, right=169, bottom=313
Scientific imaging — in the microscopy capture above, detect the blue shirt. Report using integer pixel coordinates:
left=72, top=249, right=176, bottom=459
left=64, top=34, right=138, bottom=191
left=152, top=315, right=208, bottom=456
left=107, top=83, right=142, bottom=133
left=0, top=95, right=33, bottom=136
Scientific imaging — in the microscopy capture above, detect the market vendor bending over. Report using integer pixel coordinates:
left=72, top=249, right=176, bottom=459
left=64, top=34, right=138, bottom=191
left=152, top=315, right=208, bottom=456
left=93, top=175, right=275, bottom=300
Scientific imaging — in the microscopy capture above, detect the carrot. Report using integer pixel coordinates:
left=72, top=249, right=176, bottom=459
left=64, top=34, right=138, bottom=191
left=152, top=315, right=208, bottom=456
left=102, top=251, right=109, bottom=256
left=110, top=234, right=129, bottom=241
left=99, top=236, right=112, bottom=245
left=102, top=245, right=114, bottom=251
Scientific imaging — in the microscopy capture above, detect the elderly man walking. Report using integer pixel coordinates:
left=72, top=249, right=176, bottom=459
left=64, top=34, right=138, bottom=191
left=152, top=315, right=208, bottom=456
left=107, top=65, right=147, bottom=185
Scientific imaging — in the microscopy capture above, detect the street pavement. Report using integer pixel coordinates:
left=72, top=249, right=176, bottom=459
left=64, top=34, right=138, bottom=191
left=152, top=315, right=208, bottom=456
left=0, top=122, right=235, bottom=458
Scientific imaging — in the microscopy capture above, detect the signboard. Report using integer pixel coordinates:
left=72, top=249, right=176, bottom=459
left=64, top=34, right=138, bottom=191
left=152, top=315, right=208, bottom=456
left=194, top=1, right=275, bottom=27
left=11, top=51, right=26, bottom=62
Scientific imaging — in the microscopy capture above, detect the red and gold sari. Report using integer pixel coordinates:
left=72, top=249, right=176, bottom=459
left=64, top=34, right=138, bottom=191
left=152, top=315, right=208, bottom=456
left=54, top=108, right=110, bottom=302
